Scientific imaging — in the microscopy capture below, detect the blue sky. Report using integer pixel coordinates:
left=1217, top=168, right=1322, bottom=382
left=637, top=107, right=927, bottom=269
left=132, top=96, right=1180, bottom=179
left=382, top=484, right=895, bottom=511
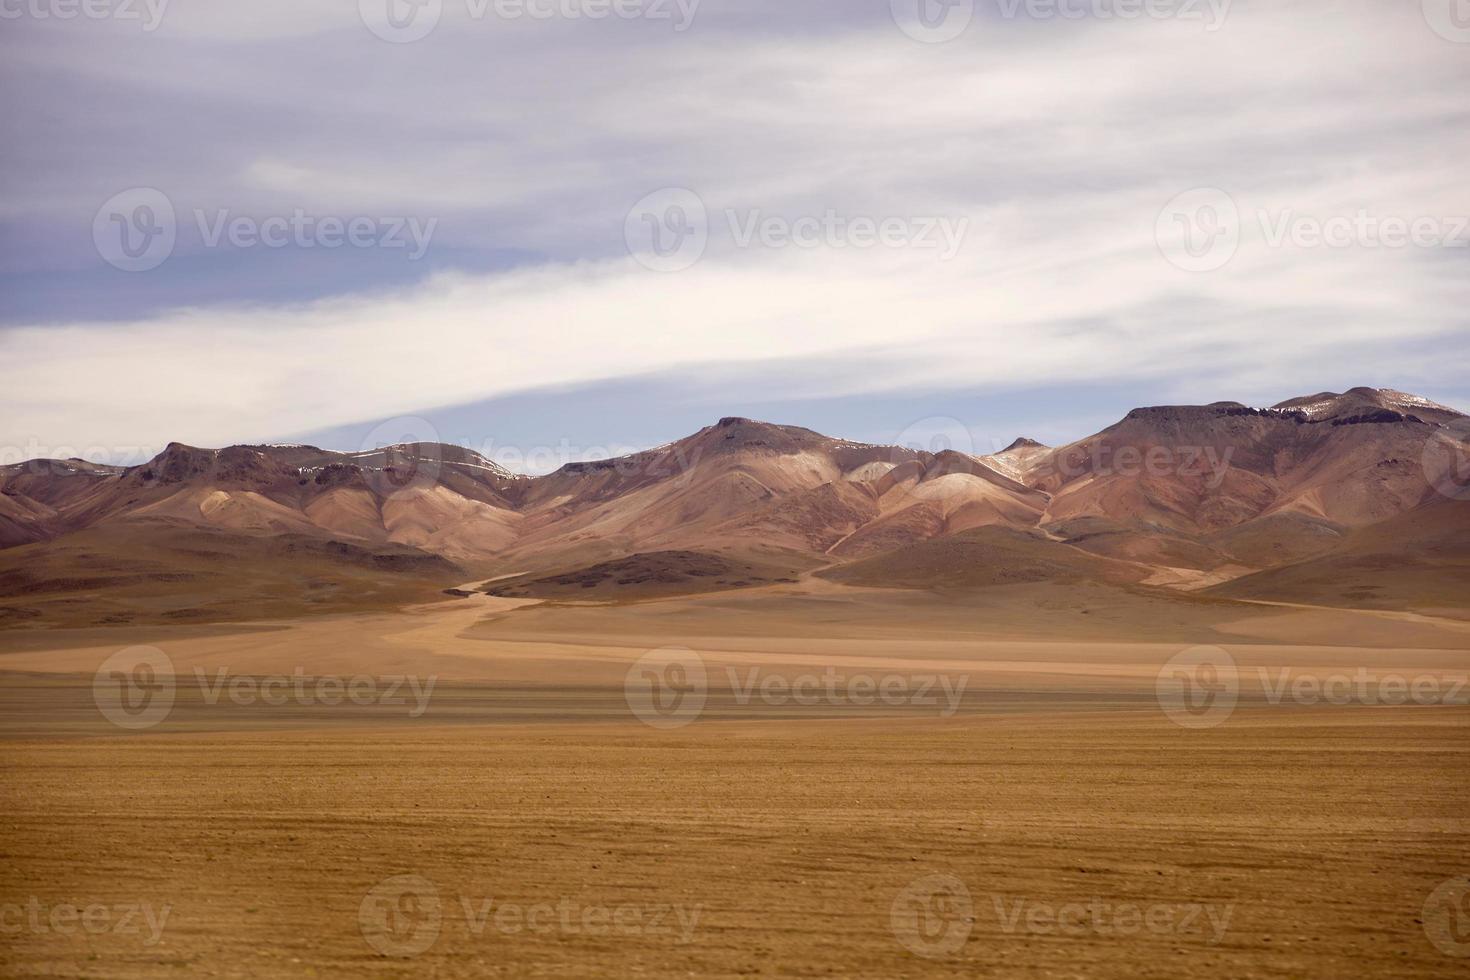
left=3, top=1, right=1468, bottom=468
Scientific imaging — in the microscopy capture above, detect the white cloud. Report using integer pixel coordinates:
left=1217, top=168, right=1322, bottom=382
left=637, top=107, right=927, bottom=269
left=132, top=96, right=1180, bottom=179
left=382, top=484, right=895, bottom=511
left=2, top=1, right=1467, bottom=454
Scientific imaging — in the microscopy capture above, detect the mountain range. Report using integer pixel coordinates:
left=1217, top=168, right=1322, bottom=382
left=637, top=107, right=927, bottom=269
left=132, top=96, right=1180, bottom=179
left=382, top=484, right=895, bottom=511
left=3, top=386, right=1468, bottom=627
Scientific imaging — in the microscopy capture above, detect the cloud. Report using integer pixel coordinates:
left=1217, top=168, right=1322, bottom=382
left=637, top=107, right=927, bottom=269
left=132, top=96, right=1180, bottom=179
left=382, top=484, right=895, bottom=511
left=2, top=1, right=1467, bottom=454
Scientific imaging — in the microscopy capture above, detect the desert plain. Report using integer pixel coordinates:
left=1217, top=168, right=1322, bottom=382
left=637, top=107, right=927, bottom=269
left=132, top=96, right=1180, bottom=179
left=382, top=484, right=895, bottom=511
left=1, top=576, right=1466, bottom=979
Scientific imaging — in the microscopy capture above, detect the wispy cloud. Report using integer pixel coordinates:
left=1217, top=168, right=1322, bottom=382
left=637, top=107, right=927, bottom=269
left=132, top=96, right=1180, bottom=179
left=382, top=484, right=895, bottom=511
left=2, top=1, right=1467, bottom=453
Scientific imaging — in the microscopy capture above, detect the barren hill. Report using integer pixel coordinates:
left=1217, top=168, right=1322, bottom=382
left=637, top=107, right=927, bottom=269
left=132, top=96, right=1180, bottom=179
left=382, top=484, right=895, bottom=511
left=2, top=387, right=1466, bottom=624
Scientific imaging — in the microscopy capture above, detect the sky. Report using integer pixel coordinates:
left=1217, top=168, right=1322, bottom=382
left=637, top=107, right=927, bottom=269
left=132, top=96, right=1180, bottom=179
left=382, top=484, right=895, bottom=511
left=3, top=0, right=1468, bottom=472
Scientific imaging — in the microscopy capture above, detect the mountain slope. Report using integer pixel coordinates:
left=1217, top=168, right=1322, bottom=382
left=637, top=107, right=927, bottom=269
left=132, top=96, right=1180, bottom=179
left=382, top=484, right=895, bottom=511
left=2, top=386, right=1466, bottom=623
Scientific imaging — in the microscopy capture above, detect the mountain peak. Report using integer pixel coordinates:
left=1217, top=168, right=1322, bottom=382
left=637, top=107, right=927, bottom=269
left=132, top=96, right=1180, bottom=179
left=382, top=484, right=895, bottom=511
left=1271, top=387, right=1462, bottom=423
left=690, top=417, right=831, bottom=455
left=132, top=442, right=218, bottom=484
left=6, top=391, right=1467, bottom=587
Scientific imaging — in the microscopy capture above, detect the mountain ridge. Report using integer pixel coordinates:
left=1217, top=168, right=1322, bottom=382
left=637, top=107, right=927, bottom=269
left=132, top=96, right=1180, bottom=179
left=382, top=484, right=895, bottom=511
left=2, top=386, right=1467, bottom=625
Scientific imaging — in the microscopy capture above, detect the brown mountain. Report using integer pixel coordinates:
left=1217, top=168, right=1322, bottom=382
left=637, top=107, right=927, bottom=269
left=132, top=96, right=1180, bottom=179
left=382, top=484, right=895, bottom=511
left=2, top=387, right=1466, bottom=625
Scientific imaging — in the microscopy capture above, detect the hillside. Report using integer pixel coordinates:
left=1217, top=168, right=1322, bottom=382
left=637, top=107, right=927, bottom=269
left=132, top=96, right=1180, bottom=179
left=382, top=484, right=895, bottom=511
left=1, top=387, right=1466, bottom=625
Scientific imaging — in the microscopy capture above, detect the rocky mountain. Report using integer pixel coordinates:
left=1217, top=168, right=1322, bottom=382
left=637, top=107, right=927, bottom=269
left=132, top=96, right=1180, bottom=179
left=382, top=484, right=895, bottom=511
left=2, top=387, right=1466, bottom=625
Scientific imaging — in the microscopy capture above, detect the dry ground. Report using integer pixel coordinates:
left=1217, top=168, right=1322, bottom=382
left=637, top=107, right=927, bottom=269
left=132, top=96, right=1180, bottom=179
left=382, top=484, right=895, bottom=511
left=1, top=583, right=1467, bottom=978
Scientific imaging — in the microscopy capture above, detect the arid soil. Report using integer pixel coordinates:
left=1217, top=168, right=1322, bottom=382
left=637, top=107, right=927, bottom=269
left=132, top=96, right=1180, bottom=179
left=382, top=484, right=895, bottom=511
left=1, top=585, right=1466, bottom=978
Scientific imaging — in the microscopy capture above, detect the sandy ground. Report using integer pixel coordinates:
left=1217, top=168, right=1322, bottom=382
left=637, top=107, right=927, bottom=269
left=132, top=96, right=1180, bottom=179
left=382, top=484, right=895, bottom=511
left=1, top=585, right=1467, bottom=978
